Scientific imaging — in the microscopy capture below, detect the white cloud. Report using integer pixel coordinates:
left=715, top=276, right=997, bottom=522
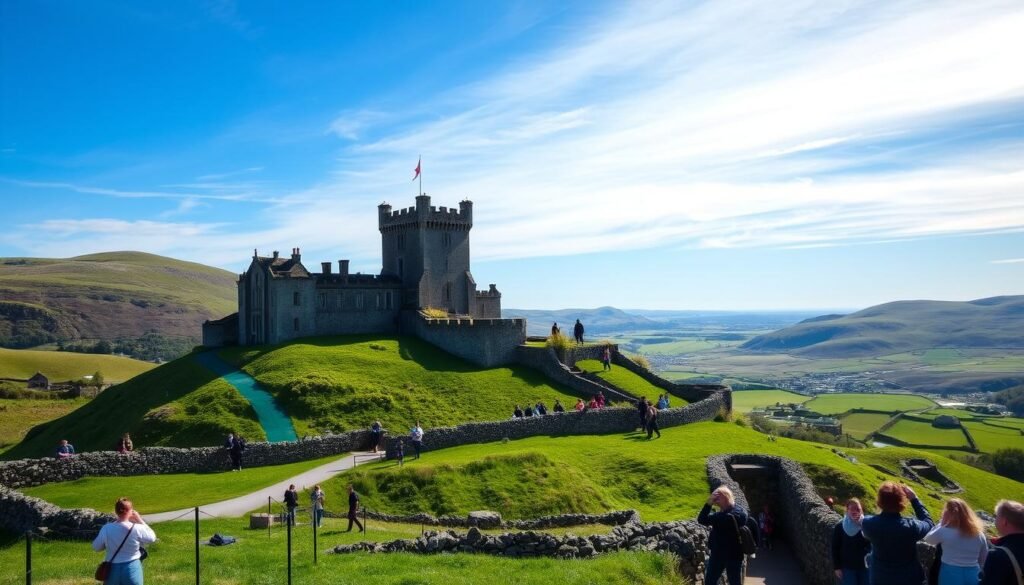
left=991, top=258, right=1024, bottom=264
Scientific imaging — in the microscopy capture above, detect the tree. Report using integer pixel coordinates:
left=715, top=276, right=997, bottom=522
left=992, top=448, right=1024, bottom=482
left=91, top=371, right=104, bottom=389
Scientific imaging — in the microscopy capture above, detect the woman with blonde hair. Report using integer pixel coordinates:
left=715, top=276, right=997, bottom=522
left=923, top=498, right=988, bottom=585
left=698, top=485, right=749, bottom=585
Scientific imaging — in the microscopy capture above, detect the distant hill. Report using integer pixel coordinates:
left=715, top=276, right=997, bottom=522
left=0, top=347, right=155, bottom=383
left=741, top=296, right=1024, bottom=357
left=503, top=306, right=661, bottom=336
left=0, top=251, right=236, bottom=360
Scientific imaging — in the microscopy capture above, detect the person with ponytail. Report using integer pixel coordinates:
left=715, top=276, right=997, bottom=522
left=924, top=498, right=988, bottom=585
left=832, top=498, right=871, bottom=585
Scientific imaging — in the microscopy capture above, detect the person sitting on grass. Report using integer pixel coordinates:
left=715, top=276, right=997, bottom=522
left=117, top=433, right=133, bottom=454
left=596, top=391, right=606, bottom=409
left=574, top=399, right=585, bottom=412
left=535, top=401, right=547, bottom=415
left=587, top=396, right=599, bottom=410
left=524, top=404, right=535, bottom=417
left=553, top=399, right=565, bottom=413
left=55, top=439, right=75, bottom=459
left=513, top=405, right=524, bottom=418
left=657, top=394, right=670, bottom=410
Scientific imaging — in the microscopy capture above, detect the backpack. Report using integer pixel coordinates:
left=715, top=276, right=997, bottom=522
left=730, top=514, right=757, bottom=556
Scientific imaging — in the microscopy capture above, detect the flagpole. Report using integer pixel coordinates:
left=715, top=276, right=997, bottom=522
left=418, top=155, right=422, bottom=196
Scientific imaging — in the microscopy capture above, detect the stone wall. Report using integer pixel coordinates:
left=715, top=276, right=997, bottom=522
left=0, top=485, right=113, bottom=538
left=402, top=312, right=526, bottom=367
left=514, top=345, right=636, bottom=403
left=611, top=350, right=730, bottom=407
left=334, top=509, right=641, bottom=530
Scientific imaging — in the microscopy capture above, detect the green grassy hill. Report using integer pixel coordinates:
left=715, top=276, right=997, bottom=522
left=0, top=251, right=236, bottom=359
left=741, top=296, right=1024, bottom=358
left=0, top=347, right=155, bottom=382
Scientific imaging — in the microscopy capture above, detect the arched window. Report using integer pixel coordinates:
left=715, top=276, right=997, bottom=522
left=293, top=291, right=300, bottom=306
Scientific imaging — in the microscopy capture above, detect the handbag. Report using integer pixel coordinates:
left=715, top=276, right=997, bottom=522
left=730, top=513, right=757, bottom=556
left=95, top=524, right=134, bottom=581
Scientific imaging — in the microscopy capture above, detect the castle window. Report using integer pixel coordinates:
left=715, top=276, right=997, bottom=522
left=318, top=293, right=326, bottom=308
left=442, top=232, right=451, bottom=248
left=445, top=282, right=452, bottom=302
left=337, top=292, right=344, bottom=308
left=293, top=317, right=299, bottom=332
left=398, top=258, right=404, bottom=279
left=356, top=292, right=364, bottom=309
left=386, top=291, right=393, bottom=310
left=376, top=292, right=382, bottom=310
left=397, top=233, right=406, bottom=250
left=293, top=291, right=300, bottom=306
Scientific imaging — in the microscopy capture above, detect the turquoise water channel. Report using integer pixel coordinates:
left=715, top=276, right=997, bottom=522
left=195, top=351, right=298, bottom=442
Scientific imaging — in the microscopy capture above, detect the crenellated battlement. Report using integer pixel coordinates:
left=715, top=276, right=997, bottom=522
left=379, top=194, right=473, bottom=230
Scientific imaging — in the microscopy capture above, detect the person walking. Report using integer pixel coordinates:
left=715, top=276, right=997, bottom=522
left=698, top=486, right=748, bottom=585
left=310, top=485, right=325, bottom=528
left=832, top=498, right=871, bottom=585
left=981, top=499, right=1024, bottom=585
left=573, top=319, right=585, bottom=344
left=758, top=505, right=775, bottom=552
left=410, top=422, right=424, bottom=459
left=346, top=485, right=365, bottom=533
left=92, top=497, right=156, bottom=585
left=117, top=433, right=133, bottom=454
left=861, top=482, right=934, bottom=585
left=924, top=498, right=988, bottom=585
left=284, top=484, right=299, bottom=526
left=636, top=398, right=649, bottom=431
left=645, top=402, right=661, bottom=439
left=601, top=346, right=612, bottom=370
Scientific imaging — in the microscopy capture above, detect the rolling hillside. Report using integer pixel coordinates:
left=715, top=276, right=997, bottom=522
left=0, top=251, right=236, bottom=359
left=0, top=347, right=155, bottom=382
left=741, top=296, right=1024, bottom=357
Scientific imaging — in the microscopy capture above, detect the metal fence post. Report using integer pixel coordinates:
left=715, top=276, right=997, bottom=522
left=25, top=531, right=31, bottom=585
left=194, top=507, right=200, bottom=585
left=312, top=511, right=318, bottom=565
left=286, top=515, right=293, bottom=585
left=268, top=496, right=272, bottom=538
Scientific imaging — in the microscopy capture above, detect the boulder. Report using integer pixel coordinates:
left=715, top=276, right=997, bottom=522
left=467, top=510, right=502, bottom=529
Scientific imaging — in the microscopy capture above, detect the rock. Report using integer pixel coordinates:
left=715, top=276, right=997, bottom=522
left=467, top=510, right=502, bottom=529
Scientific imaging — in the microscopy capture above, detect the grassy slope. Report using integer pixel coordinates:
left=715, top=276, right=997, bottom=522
left=802, top=393, right=936, bottom=415
left=962, top=421, right=1024, bottom=453
left=325, top=422, right=1024, bottom=522
left=0, top=251, right=236, bottom=348
left=20, top=454, right=344, bottom=513
left=0, top=398, right=88, bottom=453
left=222, top=336, right=581, bottom=436
left=3, top=354, right=263, bottom=459
left=882, top=419, right=971, bottom=448
left=0, top=347, right=155, bottom=382
left=575, top=359, right=675, bottom=402
left=731, top=389, right=808, bottom=413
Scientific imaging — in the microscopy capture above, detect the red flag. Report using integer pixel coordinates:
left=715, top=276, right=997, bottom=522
left=412, top=158, right=421, bottom=181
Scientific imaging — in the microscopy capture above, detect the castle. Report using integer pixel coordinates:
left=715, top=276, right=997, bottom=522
left=203, top=195, right=525, bottom=365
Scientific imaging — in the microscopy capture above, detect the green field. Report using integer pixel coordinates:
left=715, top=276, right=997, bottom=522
left=730, top=389, right=808, bottom=413
left=882, top=419, right=971, bottom=449
left=802, top=393, right=936, bottom=415
left=223, top=336, right=582, bottom=438
left=839, top=412, right=893, bottom=440
left=0, top=347, right=155, bottom=382
left=575, top=359, right=672, bottom=402
left=0, top=398, right=88, bottom=453
left=962, top=421, right=1024, bottom=454
left=20, top=454, right=344, bottom=513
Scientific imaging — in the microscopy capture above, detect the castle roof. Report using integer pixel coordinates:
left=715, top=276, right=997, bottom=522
left=255, top=256, right=310, bottom=278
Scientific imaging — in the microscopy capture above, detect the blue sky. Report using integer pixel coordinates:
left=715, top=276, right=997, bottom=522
left=1, top=0, right=1022, bottom=310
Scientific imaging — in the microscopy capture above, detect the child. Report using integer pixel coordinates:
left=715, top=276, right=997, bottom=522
left=396, top=439, right=405, bottom=467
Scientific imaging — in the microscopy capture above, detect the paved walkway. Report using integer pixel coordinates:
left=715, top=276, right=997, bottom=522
left=745, top=540, right=809, bottom=585
left=194, top=351, right=298, bottom=442
left=145, top=451, right=383, bottom=523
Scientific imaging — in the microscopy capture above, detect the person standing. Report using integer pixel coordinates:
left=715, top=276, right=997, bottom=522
left=758, top=505, right=775, bottom=552
left=601, top=346, right=612, bottom=370
left=396, top=439, right=405, bottom=467
left=573, top=319, right=585, bottom=344
left=310, top=485, right=325, bottom=528
left=56, top=439, right=75, bottom=459
left=861, top=482, right=934, bottom=585
left=981, top=499, right=1024, bottom=585
left=636, top=398, right=649, bottom=431
left=551, top=322, right=560, bottom=337
left=369, top=421, right=383, bottom=453
left=228, top=434, right=245, bottom=471
left=410, top=422, right=424, bottom=459
left=346, top=485, right=365, bottom=533
left=284, top=484, right=299, bottom=526
left=698, top=486, right=748, bottom=585
left=924, top=498, right=988, bottom=585
left=832, top=498, right=871, bottom=585
left=117, top=433, right=133, bottom=454
left=645, top=402, right=661, bottom=439
left=92, top=497, right=157, bottom=585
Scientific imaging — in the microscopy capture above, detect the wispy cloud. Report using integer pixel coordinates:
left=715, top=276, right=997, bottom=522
left=991, top=258, right=1024, bottom=264
left=194, top=167, right=263, bottom=181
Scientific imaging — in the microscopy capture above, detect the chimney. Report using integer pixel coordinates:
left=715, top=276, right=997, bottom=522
left=273, top=250, right=279, bottom=259
left=339, top=259, right=349, bottom=278
left=489, top=284, right=498, bottom=294
left=321, top=262, right=331, bottom=275
left=292, top=247, right=301, bottom=261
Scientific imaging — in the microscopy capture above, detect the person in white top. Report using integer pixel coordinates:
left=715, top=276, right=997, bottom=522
left=923, top=498, right=989, bottom=585
left=92, top=497, right=157, bottom=585
left=410, top=422, right=424, bottom=460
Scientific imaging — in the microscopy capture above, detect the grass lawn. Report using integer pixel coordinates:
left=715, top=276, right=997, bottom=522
left=730, top=389, right=808, bottom=413
left=324, top=421, right=1023, bottom=523
left=632, top=338, right=723, bottom=355
left=962, top=421, right=1024, bottom=454
left=0, top=347, right=155, bottom=383
left=19, top=454, right=345, bottom=514
left=839, top=412, right=892, bottom=440
left=220, top=336, right=582, bottom=437
left=575, top=359, right=674, bottom=402
left=0, top=516, right=682, bottom=585
left=882, top=419, right=971, bottom=449
left=802, top=393, right=936, bottom=415
left=0, top=398, right=88, bottom=453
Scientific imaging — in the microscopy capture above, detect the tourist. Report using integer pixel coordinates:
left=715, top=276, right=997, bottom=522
left=551, top=322, right=559, bottom=337
left=596, top=391, right=606, bottom=409
left=861, top=482, right=934, bottom=585
left=587, top=396, right=599, bottom=410
left=347, top=485, right=365, bottom=533
left=553, top=399, right=565, bottom=413
left=55, top=439, right=75, bottom=459
left=395, top=439, right=405, bottom=467
left=369, top=421, right=383, bottom=453
left=524, top=404, right=535, bottom=417
left=657, top=394, right=669, bottom=410
left=698, top=486, right=748, bottom=585
left=981, top=499, right=1024, bottom=585
left=758, top=505, right=775, bottom=552
left=226, top=434, right=246, bottom=471
left=117, top=433, right=133, bottom=454
left=636, top=398, right=649, bottom=431
left=924, top=498, right=987, bottom=585
left=832, top=498, right=870, bottom=585
left=574, top=398, right=585, bottom=412
left=284, top=484, right=299, bottom=526
left=311, top=485, right=325, bottom=528
left=645, top=402, right=661, bottom=439
left=513, top=405, right=524, bottom=418
left=535, top=401, right=547, bottom=415
left=601, top=345, right=612, bottom=371
left=573, top=319, right=585, bottom=344
left=410, top=422, right=424, bottom=459
left=92, top=497, right=157, bottom=585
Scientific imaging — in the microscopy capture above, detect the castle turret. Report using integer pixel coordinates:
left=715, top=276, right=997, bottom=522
left=377, top=202, right=392, bottom=229
left=459, top=199, right=473, bottom=225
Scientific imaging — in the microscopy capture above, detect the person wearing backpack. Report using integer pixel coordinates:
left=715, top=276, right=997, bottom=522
left=698, top=485, right=750, bottom=585
left=981, top=499, right=1024, bottom=585
left=92, top=497, right=156, bottom=585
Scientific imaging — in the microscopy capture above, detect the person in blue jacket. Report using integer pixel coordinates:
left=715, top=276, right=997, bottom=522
left=860, top=481, right=934, bottom=585
left=698, top=485, right=749, bottom=585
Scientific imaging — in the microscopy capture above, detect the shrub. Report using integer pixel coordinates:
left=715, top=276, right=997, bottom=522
left=546, top=332, right=572, bottom=357
left=714, top=406, right=733, bottom=422
left=631, top=355, right=652, bottom=371
left=992, top=448, right=1024, bottom=482
left=421, top=307, right=449, bottom=319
